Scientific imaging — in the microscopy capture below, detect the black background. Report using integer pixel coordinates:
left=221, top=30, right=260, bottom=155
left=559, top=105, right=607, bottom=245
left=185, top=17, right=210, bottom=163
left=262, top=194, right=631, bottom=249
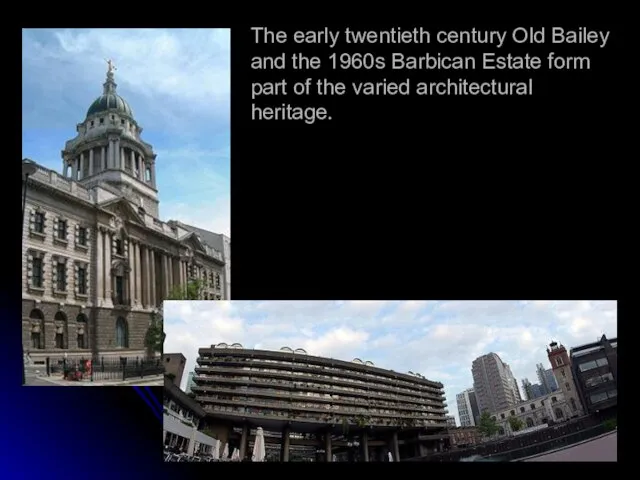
left=9, top=22, right=625, bottom=476
left=232, top=24, right=627, bottom=301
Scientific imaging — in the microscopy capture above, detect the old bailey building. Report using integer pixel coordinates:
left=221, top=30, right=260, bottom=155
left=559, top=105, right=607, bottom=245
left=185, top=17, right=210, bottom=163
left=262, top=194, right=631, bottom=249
left=22, top=63, right=229, bottom=361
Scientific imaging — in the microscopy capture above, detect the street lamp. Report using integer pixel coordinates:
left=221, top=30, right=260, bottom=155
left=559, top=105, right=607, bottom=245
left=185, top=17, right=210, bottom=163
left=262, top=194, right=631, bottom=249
left=22, top=159, right=37, bottom=385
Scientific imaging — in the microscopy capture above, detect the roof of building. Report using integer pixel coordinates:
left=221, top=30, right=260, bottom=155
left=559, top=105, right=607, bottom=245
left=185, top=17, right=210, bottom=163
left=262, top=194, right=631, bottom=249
left=86, top=68, right=135, bottom=119
left=164, top=375, right=206, bottom=418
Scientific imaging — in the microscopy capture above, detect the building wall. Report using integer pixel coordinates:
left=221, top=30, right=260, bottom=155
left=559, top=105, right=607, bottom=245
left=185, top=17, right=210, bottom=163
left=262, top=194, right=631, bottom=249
left=456, top=388, right=479, bottom=427
left=472, top=353, right=519, bottom=414
left=492, top=391, right=572, bottom=436
left=22, top=163, right=227, bottom=358
left=570, top=336, right=618, bottom=415
left=163, top=353, right=186, bottom=387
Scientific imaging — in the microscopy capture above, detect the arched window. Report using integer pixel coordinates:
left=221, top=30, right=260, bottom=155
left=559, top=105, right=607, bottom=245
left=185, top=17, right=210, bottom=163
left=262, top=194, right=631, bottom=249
left=29, top=309, right=45, bottom=350
left=526, top=417, right=534, bottom=428
left=498, top=427, right=505, bottom=436
left=76, top=314, right=88, bottom=349
left=554, top=408, right=564, bottom=420
left=54, top=311, right=68, bottom=349
left=115, top=317, right=129, bottom=348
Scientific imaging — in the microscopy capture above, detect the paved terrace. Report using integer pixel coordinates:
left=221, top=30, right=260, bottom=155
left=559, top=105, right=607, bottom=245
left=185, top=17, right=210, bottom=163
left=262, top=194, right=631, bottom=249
left=523, top=431, right=617, bottom=462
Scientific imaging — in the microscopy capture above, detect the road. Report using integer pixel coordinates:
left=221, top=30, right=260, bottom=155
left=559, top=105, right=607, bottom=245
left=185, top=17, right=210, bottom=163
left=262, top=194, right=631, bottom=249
left=525, top=432, right=617, bottom=462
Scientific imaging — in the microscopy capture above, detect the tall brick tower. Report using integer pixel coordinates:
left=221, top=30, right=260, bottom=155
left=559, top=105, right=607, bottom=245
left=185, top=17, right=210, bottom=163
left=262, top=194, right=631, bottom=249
left=546, top=341, right=584, bottom=417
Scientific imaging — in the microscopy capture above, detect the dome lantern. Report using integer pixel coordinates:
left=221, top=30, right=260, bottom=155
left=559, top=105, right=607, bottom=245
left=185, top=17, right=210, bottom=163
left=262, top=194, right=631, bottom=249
left=86, top=59, right=134, bottom=119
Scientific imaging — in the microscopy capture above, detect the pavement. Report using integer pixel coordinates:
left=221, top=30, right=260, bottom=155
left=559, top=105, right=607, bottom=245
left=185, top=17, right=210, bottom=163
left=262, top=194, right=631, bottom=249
left=24, top=369, right=163, bottom=387
left=524, top=431, right=617, bottom=462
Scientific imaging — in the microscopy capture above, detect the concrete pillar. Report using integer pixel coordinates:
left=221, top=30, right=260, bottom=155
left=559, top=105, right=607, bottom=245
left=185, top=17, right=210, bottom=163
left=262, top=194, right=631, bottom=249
left=103, top=230, right=113, bottom=307
left=390, top=431, right=400, bottom=462
left=362, top=431, right=369, bottom=462
left=162, top=254, right=170, bottom=298
left=89, top=148, right=94, bottom=176
left=120, top=146, right=125, bottom=170
left=62, top=159, right=67, bottom=177
left=96, top=228, right=104, bottom=304
left=131, top=150, right=136, bottom=176
left=128, top=240, right=135, bottom=306
left=140, top=156, right=145, bottom=181
left=79, top=152, right=84, bottom=179
left=187, top=427, right=197, bottom=456
left=239, top=424, right=248, bottom=460
left=135, top=242, right=142, bottom=305
left=115, top=140, right=121, bottom=169
left=150, top=162, right=156, bottom=186
left=143, top=246, right=151, bottom=307
left=150, top=249, right=156, bottom=307
left=101, top=146, right=106, bottom=171
left=325, top=432, right=332, bottom=462
left=71, top=157, right=77, bottom=179
left=281, top=427, right=291, bottom=462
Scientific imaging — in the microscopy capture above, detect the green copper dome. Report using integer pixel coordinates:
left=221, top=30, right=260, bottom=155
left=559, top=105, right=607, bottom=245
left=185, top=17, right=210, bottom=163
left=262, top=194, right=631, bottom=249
left=87, top=93, right=134, bottom=118
left=86, top=64, right=134, bottom=119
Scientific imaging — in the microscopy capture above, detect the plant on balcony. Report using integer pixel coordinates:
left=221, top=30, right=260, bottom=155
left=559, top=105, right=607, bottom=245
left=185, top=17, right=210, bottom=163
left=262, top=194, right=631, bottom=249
left=355, top=415, right=369, bottom=428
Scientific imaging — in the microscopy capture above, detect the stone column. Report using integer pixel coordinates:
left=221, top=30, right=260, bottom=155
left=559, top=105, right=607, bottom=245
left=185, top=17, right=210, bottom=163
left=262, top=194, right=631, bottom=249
left=120, top=146, right=125, bottom=170
left=163, top=254, right=170, bottom=298
left=89, top=148, right=94, bottom=176
left=150, top=162, right=156, bottom=186
left=96, top=228, right=104, bottom=305
left=135, top=242, right=142, bottom=306
left=103, top=230, right=113, bottom=307
left=390, top=431, right=400, bottom=462
left=107, top=141, right=113, bottom=168
left=139, top=156, right=145, bottom=181
left=128, top=240, right=136, bottom=306
left=239, top=424, right=249, bottom=460
left=71, top=157, right=77, bottom=180
left=62, top=159, right=67, bottom=177
left=325, top=432, right=332, bottom=462
left=101, top=146, right=106, bottom=171
left=79, top=152, right=84, bottom=179
left=150, top=249, right=157, bottom=307
left=362, top=431, right=369, bottom=462
left=281, top=427, right=291, bottom=462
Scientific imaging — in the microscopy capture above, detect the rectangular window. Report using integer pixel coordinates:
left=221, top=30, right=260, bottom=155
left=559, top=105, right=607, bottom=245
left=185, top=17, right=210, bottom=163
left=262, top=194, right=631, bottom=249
left=589, top=392, right=608, bottom=404
left=579, top=360, right=598, bottom=372
left=78, top=267, right=86, bottom=295
left=56, top=263, right=66, bottom=291
left=58, top=220, right=67, bottom=240
left=32, top=257, right=43, bottom=288
left=55, top=333, right=64, bottom=349
left=116, top=276, right=124, bottom=304
left=555, top=357, right=563, bottom=366
left=34, top=212, right=45, bottom=233
left=596, top=358, right=609, bottom=367
left=77, top=334, right=85, bottom=349
left=115, top=239, right=123, bottom=255
left=78, top=227, right=87, bottom=246
left=31, top=332, right=40, bottom=349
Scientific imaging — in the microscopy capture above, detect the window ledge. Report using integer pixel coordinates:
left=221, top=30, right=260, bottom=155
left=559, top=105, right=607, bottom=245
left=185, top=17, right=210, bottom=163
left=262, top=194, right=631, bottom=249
left=75, top=293, right=89, bottom=300
left=29, top=231, right=46, bottom=240
left=53, top=290, right=68, bottom=296
left=28, top=286, right=45, bottom=293
left=53, top=238, right=69, bottom=246
left=75, top=244, right=89, bottom=251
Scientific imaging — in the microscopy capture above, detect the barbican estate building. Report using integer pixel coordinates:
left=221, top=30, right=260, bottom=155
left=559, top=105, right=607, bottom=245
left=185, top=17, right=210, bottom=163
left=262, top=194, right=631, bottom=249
left=189, top=344, right=449, bottom=461
left=22, top=65, right=229, bottom=360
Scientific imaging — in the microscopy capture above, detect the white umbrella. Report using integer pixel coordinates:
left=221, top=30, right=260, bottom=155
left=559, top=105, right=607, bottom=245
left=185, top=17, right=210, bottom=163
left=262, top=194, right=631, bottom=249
left=231, top=448, right=240, bottom=461
left=388, top=452, right=394, bottom=462
left=222, top=442, right=229, bottom=461
left=252, top=427, right=266, bottom=462
left=213, top=440, right=220, bottom=460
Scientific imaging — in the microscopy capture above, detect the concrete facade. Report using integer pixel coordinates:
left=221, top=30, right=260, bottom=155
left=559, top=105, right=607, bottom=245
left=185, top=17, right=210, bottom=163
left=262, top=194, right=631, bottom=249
left=191, top=344, right=449, bottom=461
left=22, top=67, right=229, bottom=362
left=163, top=353, right=187, bottom=388
left=472, top=352, right=520, bottom=414
left=570, top=335, right=617, bottom=415
left=456, top=388, right=480, bottom=427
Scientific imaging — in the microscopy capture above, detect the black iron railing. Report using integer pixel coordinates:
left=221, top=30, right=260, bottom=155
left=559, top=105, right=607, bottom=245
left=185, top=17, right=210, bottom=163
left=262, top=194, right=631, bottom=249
left=46, top=356, right=164, bottom=382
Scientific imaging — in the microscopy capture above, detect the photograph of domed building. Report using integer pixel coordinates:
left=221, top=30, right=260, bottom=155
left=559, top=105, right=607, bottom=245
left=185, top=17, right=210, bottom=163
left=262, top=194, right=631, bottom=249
left=21, top=29, right=230, bottom=380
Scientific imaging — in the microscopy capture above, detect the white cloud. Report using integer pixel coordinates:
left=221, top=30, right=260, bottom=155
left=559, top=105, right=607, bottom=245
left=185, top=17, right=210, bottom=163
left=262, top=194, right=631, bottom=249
left=163, top=299, right=617, bottom=425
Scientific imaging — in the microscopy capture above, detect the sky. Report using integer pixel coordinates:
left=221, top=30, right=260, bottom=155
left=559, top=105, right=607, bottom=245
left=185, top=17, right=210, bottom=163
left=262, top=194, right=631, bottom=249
left=22, top=28, right=230, bottom=237
left=163, top=300, right=617, bottom=425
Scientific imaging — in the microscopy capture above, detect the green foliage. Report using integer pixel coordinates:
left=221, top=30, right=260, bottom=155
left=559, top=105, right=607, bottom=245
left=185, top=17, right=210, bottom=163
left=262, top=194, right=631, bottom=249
left=477, top=411, right=499, bottom=437
left=144, top=311, right=164, bottom=354
left=603, top=418, right=617, bottom=430
left=508, top=416, right=524, bottom=432
left=167, top=279, right=205, bottom=300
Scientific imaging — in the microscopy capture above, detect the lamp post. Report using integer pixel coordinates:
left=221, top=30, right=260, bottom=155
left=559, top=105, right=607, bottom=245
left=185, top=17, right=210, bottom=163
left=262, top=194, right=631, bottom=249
left=22, top=160, right=37, bottom=385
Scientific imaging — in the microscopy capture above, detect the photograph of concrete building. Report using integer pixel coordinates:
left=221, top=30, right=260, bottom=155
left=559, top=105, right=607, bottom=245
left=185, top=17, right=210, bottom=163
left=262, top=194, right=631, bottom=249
left=22, top=29, right=230, bottom=386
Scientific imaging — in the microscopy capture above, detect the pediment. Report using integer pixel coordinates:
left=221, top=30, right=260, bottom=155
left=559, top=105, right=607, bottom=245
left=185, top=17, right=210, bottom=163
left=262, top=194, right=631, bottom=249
left=179, top=231, right=206, bottom=253
left=99, top=197, right=144, bottom=226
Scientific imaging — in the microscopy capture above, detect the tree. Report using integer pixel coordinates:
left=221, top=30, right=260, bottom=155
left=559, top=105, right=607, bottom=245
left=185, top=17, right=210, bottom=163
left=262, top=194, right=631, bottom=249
left=167, top=278, right=205, bottom=300
left=477, top=411, right=499, bottom=438
left=508, top=416, right=524, bottom=432
left=144, top=310, right=165, bottom=355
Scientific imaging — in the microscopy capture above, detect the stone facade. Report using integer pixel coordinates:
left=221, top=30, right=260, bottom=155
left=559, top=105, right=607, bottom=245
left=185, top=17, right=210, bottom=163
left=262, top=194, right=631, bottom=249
left=22, top=66, right=228, bottom=361
left=491, top=391, right=572, bottom=436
